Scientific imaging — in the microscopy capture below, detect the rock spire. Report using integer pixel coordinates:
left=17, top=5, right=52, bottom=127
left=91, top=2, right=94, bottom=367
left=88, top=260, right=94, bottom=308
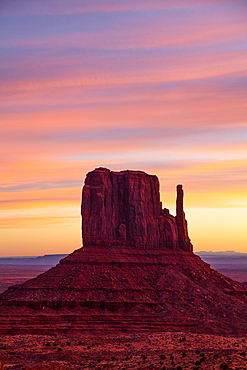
left=81, top=167, right=192, bottom=251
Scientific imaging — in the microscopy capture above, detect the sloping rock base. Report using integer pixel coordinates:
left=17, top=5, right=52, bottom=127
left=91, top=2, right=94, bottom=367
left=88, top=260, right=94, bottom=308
left=1, top=247, right=247, bottom=336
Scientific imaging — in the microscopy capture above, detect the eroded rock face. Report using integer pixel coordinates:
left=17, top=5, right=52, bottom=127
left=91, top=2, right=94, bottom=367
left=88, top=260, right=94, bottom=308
left=1, top=247, right=247, bottom=336
left=2, top=167, right=247, bottom=336
left=176, top=185, right=192, bottom=251
left=81, top=168, right=192, bottom=251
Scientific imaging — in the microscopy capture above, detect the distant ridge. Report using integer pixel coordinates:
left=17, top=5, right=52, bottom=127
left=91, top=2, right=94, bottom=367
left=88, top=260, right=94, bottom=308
left=1, top=251, right=246, bottom=265
left=197, top=251, right=247, bottom=265
left=197, top=251, right=247, bottom=257
left=0, top=254, right=68, bottom=265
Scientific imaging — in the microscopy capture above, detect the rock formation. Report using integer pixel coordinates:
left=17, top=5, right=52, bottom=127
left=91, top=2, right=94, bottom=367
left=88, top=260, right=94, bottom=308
left=1, top=167, right=247, bottom=336
left=81, top=168, right=192, bottom=251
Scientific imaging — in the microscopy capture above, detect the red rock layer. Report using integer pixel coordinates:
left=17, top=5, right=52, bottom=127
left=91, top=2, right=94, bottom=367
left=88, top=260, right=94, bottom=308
left=1, top=247, right=247, bottom=335
left=81, top=168, right=192, bottom=251
left=1, top=168, right=246, bottom=336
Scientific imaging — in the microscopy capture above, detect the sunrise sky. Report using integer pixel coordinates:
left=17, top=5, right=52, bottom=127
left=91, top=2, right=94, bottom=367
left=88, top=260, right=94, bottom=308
left=1, top=0, right=247, bottom=257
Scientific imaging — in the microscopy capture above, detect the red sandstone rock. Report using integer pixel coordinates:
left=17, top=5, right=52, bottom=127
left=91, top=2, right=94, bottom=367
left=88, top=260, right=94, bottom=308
left=81, top=168, right=192, bottom=251
left=1, top=167, right=247, bottom=336
left=1, top=247, right=247, bottom=335
left=176, top=184, right=192, bottom=251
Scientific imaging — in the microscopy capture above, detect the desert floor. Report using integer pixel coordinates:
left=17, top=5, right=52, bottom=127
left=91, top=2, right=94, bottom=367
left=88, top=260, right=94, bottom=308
left=1, top=331, right=247, bottom=369
left=0, top=265, right=53, bottom=294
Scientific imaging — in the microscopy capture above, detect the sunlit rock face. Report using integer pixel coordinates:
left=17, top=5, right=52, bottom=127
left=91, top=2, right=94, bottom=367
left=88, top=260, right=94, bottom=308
left=81, top=167, right=192, bottom=251
left=2, top=168, right=247, bottom=337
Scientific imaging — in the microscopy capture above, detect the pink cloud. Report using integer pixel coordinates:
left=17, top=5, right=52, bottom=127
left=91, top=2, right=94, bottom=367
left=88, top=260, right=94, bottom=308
left=1, top=11, right=246, bottom=51
left=0, top=0, right=240, bottom=17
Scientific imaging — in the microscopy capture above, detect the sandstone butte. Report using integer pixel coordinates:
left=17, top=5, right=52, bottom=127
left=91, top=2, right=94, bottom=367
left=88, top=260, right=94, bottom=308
left=0, top=167, right=247, bottom=336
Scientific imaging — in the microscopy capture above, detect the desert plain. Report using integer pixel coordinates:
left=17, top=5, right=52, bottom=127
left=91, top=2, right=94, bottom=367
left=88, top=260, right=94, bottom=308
left=1, top=331, right=247, bottom=369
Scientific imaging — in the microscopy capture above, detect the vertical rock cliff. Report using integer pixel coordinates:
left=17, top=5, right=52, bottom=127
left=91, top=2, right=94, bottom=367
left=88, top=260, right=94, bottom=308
left=176, top=184, right=192, bottom=251
left=81, top=167, right=192, bottom=251
left=2, top=167, right=247, bottom=337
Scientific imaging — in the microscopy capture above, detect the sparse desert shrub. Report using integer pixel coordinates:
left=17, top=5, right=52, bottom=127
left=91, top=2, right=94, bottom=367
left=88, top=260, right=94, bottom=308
left=180, top=337, right=186, bottom=342
left=97, top=358, right=101, bottom=363
left=45, top=342, right=51, bottom=347
left=240, top=351, right=246, bottom=356
left=161, top=366, right=166, bottom=370
left=78, top=341, right=83, bottom=345
left=66, top=341, right=71, bottom=346
left=176, top=366, right=183, bottom=370
left=57, top=347, right=62, bottom=352
left=125, top=356, right=130, bottom=360
left=160, top=354, right=166, bottom=360
left=141, top=354, right=147, bottom=361
left=195, top=349, right=200, bottom=354
left=181, top=352, right=186, bottom=357
left=195, top=360, right=201, bottom=366
left=87, top=346, right=91, bottom=349
left=126, top=343, right=131, bottom=347
left=220, top=363, right=230, bottom=370
left=170, top=354, right=174, bottom=360
left=111, top=356, right=116, bottom=361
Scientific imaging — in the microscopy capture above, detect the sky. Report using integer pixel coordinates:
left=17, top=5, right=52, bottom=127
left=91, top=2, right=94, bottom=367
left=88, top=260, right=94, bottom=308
left=0, top=0, right=247, bottom=257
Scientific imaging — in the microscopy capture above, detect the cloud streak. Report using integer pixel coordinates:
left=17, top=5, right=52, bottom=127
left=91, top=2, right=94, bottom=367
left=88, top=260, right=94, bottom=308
left=1, top=0, right=245, bottom=17
left=1, top=0, right=247, bottom=255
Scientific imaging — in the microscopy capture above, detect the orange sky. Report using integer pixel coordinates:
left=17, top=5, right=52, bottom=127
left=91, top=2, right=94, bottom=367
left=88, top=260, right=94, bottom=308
left=0, top=0, right=247, bottom=256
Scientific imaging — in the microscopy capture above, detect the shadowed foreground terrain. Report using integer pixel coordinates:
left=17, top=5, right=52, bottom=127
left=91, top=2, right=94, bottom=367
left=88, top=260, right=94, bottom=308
left=1, top=332, right=247, bottom=369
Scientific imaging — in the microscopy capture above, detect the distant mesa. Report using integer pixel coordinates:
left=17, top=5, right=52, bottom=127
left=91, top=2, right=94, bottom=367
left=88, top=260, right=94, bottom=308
left=81, top=167, right=192, bottom=251
left=1, top=167, right=247, bottom=336
left=0, top=254, right=68, bottom=265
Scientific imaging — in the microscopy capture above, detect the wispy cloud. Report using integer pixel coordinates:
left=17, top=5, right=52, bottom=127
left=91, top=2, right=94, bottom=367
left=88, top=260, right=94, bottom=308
left=1, top=0, right=246, bottom=255
left=1, top=0, right=245, bottom=17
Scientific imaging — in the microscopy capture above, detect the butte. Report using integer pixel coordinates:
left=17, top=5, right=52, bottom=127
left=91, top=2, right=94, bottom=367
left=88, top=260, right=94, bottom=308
left=0, top=167, right=247, bottom=335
